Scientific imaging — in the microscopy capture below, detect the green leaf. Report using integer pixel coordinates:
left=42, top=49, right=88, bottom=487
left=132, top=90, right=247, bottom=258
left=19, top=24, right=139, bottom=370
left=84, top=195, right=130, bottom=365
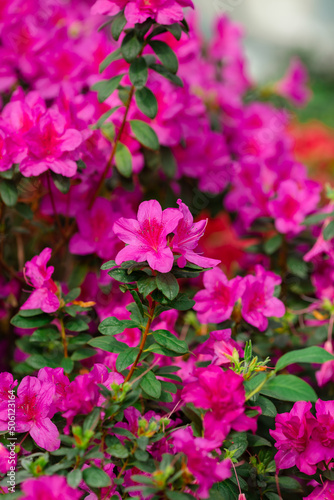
left=11, top=313, right=51, bottom=329
left=88, top=336, right=128, bottom=353
left=99, top=48, right=122, bottom=72
left=324, top=220, right=334, bottom=240
left=51, top=172, right=70, bottom=194
left=109, top=267, right=143, bottom=283
left=15, top=202, right=33, bottom=219
left=60, top=358, right=74, bottom=373
left=64, top=316, right=89, bottom=332
left=99, top=317, right=137, bottom=335
left=137, top=276, right=157, bottom=297
left=107, top=443, right=129, bottom=459
left=256, top=396, right=277, bottom=417
left=275, top=346, right=334, bottom=372
left=153, top=330, right=188, bottom=355
left=130, top=120, right=159, bottom=150
left=149, top=63, right=183, bottom=87
left=303, top=211, right=334, bottom=226
left=135, top=87, right=158, bottom=119
left=166, top=492, right=195, bottom=500
left=83, top=466, right=111, bottom=488
left=140, top=371, right=161, bottom=399
left=115, top=142, right=133, bottom=178
left=67, top=469, right=82, bottom=489
left=160, top=147, right=176, bottom=178
left=18, top=308, right=43, bottom=317
left=0, top=179, right=18, bottom=206
left=287, top=256, right=308, bottom=278
left=146, top=343, right=177, bottom=357
left=247, top=433, right=271, bottom=447
left=264, top=234, right=283, bottom=255
left=149, top=40, right=178, bottom=73
left=64, top=287, right=81, bottom=303
left=121, top=32, right=143, bottom=63
left=261, top=374, right=317, bottom=402
left=162, top=293, right=195, bottom=311
left=111, top=11, right=127, bottom=41
left=116, top=347, right=140, bottom=372
left=166, top=23, right=182, bottom=40
left=92, top=75, right=124, bottom=103
left=156, top=272, right=179, bottom=301
left=92, top=106, right=121, bottom=130
left=101, top=260, right=116, bottom=270
left=113, top=427, right=136, bottom=439
left=71, top=348, right=96, bottom=361
left=129, top=57, right=148, bottom=88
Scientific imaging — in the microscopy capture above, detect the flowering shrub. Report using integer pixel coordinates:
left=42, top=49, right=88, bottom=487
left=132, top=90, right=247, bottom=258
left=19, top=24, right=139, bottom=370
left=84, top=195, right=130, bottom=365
left=1, top=1, right=334, bottom=499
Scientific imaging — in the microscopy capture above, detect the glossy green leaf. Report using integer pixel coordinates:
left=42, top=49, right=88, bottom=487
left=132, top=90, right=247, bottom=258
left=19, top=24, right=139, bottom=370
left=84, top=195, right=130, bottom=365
left=115, top=142, right=133, bottom=178
left=130, top=120, right=159, bottom=150
left=156, top=272, right=179, bottom=301
left=149, top=40, right=178, bottom=73
left=135, top=87, right=158, bottom=119
left=275, top=346, right=334, bottom=372
left=129, top=57, right=148, bottom=88
left=92, top=75, right=124, bottom=103
left=261, top=374, right=317, bottom=402
left=116, top=347, right=139, bottom=372
left=0, top=180, right=18, bottom=206
left=153, top=330, right=188, bottom=355
left=140, top=371, right=161, bottom=399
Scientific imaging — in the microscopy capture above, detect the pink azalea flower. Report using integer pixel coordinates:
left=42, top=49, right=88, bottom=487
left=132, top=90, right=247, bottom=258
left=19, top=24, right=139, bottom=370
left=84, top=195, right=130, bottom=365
left=113, top=200, right=182, bottom=273
left=16, top=376, right=60, bottom=452
left=182, top=366, right=259, bottom=442
left=38, top=367, right=70, bottom=413
left=197, top=329, right=244, bottom=366
left=19, top=108, right=82, bottom=177
left=270, top=401, right=318, bottom=474
left=241, top=265, right=285, bottom=332
left=0, top=442, right=15, bottom=474
left=276, top=57, right=311, bottom=107
left=305, top=400, right=334, bottom=466
left=0, top=372, right=18, bottom=428
left=21, top=248, right=60, bottom=314
left=316, top=340, right=334, bottom=387
left=171, top=199, right=221, bottom=269
left=304, top=481, right=334, bottom=499
left=193, top=267, right=244, bottom=324
left=172, top=427, right=231, bottom=498
left=21, top=475, right=82, bottom=500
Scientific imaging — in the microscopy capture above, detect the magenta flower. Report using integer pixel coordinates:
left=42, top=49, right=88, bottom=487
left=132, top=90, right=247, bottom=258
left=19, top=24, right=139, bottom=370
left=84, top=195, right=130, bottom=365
left=193, top=267, right=244, bottom=324
left=276, top=57, right=311, bottom=107
left=182, top=366, right=259, bottom=443
left=16, top=376, right=60, bottom=452
left=304, top=481, right=334, bottom=499
left=92, top=0, right=194, bottom=25
left=21, top=476, right=82, bottom=500
left=305, top=400, right=334, bottom=466
left=0, top=442, right=15, bottom=474
left=270, top=401, right=318, bottom=474
left=172, top=427, right=231, bottom=498
left=21, top=248, right=60, bottom=314
left=316, top=341, right=334, bottom=387
left=0, top=372, right=18, bottom=429
left=19, top=108, right=82, bottom=177
left=241, top=265, right=285, bottom=331
left=113, top=200, right=182, bottom=273
left=38, top=367, right=70, bottom=413
left=171, top=199, right=221, bottom=269
left=197, top=329, right=244, bottom=366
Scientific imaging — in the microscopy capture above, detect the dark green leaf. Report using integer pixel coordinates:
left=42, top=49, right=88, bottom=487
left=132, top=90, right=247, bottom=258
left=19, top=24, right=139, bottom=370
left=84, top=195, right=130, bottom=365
left=116, top=347, right=140, bottom=372
left=153, top=330, right=188, bottom=355
left=0, top=179, right=18, bottom=206
left=64, top=316, right=89, bottom=332
left=166, top=492, right=195, bottom=500
left=99, top=48, right=122, bottom=72
left=156, top=272, right=179, bottom=301
left=247, top=433, right=271, bottom=447
left=287, top=256, right=308, bottom=279
left=11, top=313, right=51, bottom=329
left=137, top=276, right=157, bottom=297
left=15, top=203, right=33, bottom=219
left=275, top=346, right=334, bottom=372
left=149, top=63, right=183, bottom=87
left=88, top=336, right=128, bottom=353
left=140, top=371, right=161, bottom=399
left=64, top=287, right=81, bottom=303
left=324, top=220, right=334, bottom=241
left=129, top=57, right=148, bottom=88
left=160, top=147, right=176, bottom=178
left=130, top=120, right=159, bottom=150
left=71, top=348, right=96, bottom=361
left=99, top=317, right=137, bottom=335
left=60, top=358, right=74, bottom=373
left=261, top=374, right=317, bottom=402
left=121, top=32, right=142, bottom=63
left=135, top=87, right=158, bottom=119
left=113, top=427, right=136, bottom=439
left=111, top=11, right=127, bottom=41
left=101, top=260, right=116, bottom=270
left=92, top=75, right=124, bottom=103
left=149, top=40, right=178, bottom=73
left=51, top=172, right=71, bottom=194
left=108, top=268, right=143, bottom=283
left=18, top=308, right=43, bottom=317
left=264, top=235, right=283, bottom=255
left=115, top=142, right=133, bottom=178
left=256, top=396, right=277, bottom=417
left=166, top=23, right=182, bottom=40
left=146, top=343, right=177, bottom=357
left=67, top=469, right=82, bottom=489
left=83, top=467, right=111, bottom=488
left=92, top=106, right=121, bottom=129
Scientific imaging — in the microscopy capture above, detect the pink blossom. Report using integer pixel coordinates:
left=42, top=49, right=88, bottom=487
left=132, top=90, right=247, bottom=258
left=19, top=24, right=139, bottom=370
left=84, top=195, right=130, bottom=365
left=21, top=248, right=60, bottom=314
left=16, top=376, right=60, bottom=452
left=0, top=443, right=15, bottom=474
left=182, top=366, right=259, bottom=442
left=304, top=481, right=334, bottom=499
left=241, top=265, right=285, bottom=331
left=172, top=426, right=231, bottom=498
left=305, top=400, right=334, bottom=466
left=113, top=200, right=182, bottom=273
left=193, top=267, right=244, bottom=324
left=38, top=367, right=70, bottom=413
left=316, top=341, right=334, bottom=387
left=276, top=57, right=311, bottom=107
left=270, top=401, right=318, bottom=474
left=197, top=329, right=244, bottom=366
left=0, top=372, right=18, bottom=428
left=21, top=475, right=82, bottom=500
left=171, top=199, right=221, bottom=269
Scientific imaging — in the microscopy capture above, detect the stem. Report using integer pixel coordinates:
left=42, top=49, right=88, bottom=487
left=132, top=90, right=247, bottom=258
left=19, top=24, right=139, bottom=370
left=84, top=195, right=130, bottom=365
left=88, top=85, right=135, bottom=210
left=275, top=473, right=283, bottom=500
left=47, top=172, right=65, bottom=238
left=60, top=318, right=68, bottom=358
left=123, top=301, right=156, bottom=384
left=245, top=373, right=272, bottom=401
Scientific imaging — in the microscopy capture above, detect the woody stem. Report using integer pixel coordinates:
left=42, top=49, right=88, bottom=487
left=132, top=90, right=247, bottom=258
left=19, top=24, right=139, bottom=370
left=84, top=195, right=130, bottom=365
left=60, top=318, right=68, bottom=358
left=123, top=301, right=156, bottom=384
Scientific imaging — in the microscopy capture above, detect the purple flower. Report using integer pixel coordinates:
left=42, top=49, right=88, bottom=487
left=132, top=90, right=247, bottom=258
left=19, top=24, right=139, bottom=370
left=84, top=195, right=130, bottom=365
left=171, top=199, right=221, bottom=269
left=241, top=265, right=285, bottom=331
left=270, top=401, right=318, bottom=474
left=172, top=426, right=231, bottom=498
left=193, top=267, right=244, bottom=324
left=113, top=200, right=182, bottom=273
left=21, top=475, right=82, bottom=500
left=21, top=248, right=60, bottom=314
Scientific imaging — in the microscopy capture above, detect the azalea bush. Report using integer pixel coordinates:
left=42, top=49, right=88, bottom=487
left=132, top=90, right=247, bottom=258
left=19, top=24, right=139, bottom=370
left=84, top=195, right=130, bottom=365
left=1, top=1, right=334, bottom=499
